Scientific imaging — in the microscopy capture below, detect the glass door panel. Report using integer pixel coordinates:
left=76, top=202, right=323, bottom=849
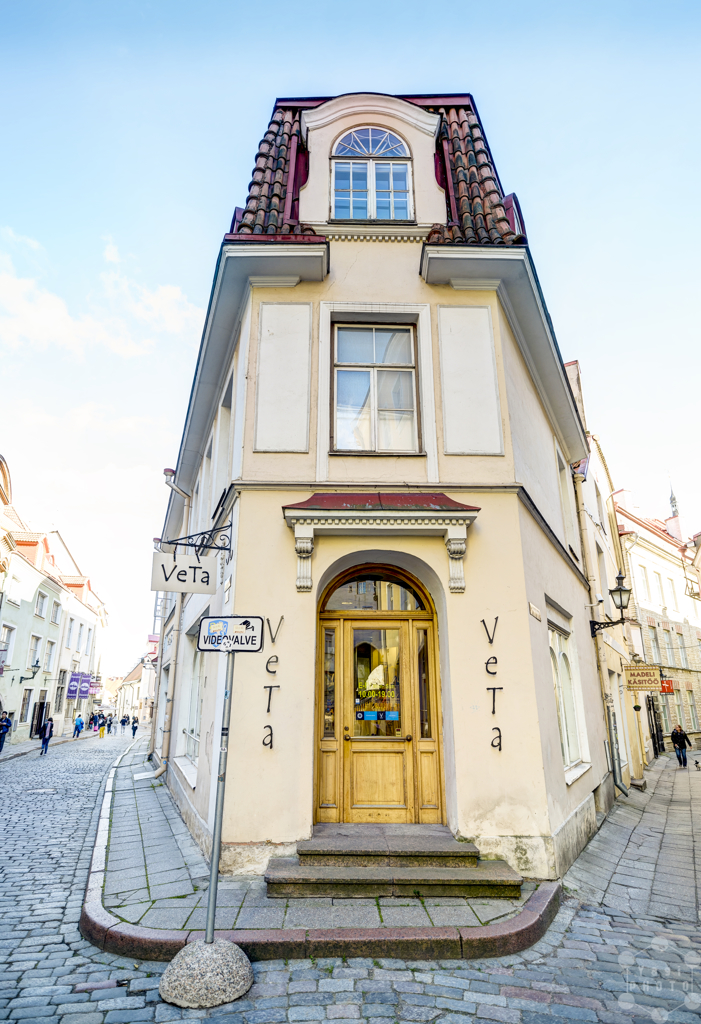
left=353, top=628, right=401, bottom=736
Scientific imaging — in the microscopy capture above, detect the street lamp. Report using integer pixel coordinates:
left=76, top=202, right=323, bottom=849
left=19, top=659, right=41, bottom=686
left=590, top=570, right=632, bottom=638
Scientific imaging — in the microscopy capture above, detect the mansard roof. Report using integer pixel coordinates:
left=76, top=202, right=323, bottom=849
left=230, top=93, right=526, bottom=246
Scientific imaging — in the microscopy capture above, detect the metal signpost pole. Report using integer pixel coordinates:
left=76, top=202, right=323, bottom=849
left=204, top=649, right=235, bottom=944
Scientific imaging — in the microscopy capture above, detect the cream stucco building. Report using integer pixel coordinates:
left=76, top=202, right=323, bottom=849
left=153, top=92, right=615, bottom=880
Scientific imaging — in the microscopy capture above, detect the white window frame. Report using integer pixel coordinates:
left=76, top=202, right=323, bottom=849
left=673, top=687, right=685, bottom=729
left=649, top=626, right=661, bottom=663
left=19, top=688, right=33, bottom=723
left=6, top=576, right=21, bottom=606
left=663, top=629, right=676, bottom=666
left=51, top=601, right=61, bottom=625
left=28, top=634, right=42, bottom=668
left=35, top=592, right=48, bottom=618
left=1, top=623, right=16, bottom=665
left=85, top=627, right=92, bottom=654
left=678, top=633, right=689, bottom=669
left=44, top=640, right=56, bottom=672
left=654, top=571, right=665, bottom=606
left=332, top=324, right=420, bottom=454
left=668, top=578, right=678, bottom=611
left=549, top=625, right=587, bottom=777
left=77, top=623, right=84, bottom=651
left=688, top=690, right=699, bottom=730
left=66, top=618, right=74, bottom=648
left=331, top=159, right=414, bottom=221
left=639, top=565, right=650, bottom=602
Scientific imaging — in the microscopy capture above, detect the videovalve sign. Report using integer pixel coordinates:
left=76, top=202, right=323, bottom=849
left=197, top=616, right=264, bottom=653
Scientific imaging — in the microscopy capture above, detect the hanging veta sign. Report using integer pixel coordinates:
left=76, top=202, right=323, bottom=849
left=151, top=553, right=218, bottom=594
left=79, top=674, right=91, bottom=699
left=197, top=616, right=264, bottom=653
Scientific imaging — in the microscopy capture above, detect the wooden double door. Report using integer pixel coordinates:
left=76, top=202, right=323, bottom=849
left=315, top=572, right=444, bottom=824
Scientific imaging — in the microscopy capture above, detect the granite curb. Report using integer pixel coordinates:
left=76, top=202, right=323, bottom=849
left=81, top=819, right=561, bottom=962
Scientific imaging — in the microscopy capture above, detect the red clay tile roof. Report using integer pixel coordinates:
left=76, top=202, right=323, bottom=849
left=231, top=94, right=525, bottom=246
left=283, top=493, right=480, bottom=512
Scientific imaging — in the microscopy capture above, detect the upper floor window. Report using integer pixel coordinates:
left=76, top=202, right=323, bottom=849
left=332, top=325, right=419, bottom=453
left=332, top=127, right=412, bottom=221
left=51, top=601, right=61, bottom=625
left=35, top=592, right=47, bottom=618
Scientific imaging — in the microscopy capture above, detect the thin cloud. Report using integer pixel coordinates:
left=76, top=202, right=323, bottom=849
left=1, top=226, right=44, bottom=251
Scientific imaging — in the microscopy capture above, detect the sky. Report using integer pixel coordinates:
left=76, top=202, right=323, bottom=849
left=1, top=0, right=700, bottom=675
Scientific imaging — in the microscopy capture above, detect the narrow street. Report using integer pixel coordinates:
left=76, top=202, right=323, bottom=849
left=1, top=740, right=700, bottom=1024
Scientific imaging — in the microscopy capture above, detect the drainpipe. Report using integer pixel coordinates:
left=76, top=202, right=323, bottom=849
left=572, top=471, right=628, bottom=796
left=151, top=469, right=191, bottom=780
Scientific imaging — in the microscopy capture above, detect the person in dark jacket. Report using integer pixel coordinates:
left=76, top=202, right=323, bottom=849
left=671, top=724, right=692, bottom=767
left=131, top=715, right=139, bottom=738
left=0, top=711, right=12, bottom=753
left=39, top=717, right=54, bottom=755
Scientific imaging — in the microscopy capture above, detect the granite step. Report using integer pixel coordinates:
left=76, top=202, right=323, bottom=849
left=297, top=823, right=480, bottom=868
left=265, top=857, right=523, bottom=898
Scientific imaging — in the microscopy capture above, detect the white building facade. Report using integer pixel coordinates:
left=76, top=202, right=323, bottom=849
left=153, top=92, right=616, bottom=880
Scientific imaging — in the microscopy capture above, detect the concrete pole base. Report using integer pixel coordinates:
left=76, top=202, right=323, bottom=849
left=159, top=938, right=253, bottom=1008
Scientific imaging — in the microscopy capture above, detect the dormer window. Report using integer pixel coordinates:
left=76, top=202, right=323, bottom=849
left=332, top=128, right=412, bottom=221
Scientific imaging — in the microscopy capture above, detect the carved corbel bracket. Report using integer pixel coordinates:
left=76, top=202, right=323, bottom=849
left=294, top=524, right=314, bottom=592
left=445, top=525, right=467, bottom=593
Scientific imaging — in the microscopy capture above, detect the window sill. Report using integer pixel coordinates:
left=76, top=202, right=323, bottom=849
left=564, top=761, right=592, bottom=786
left=173, top=755, right=197, bottom=790
left=329, top=219, right=417, bottom=226
left=330, top=450, right=426, bottom=457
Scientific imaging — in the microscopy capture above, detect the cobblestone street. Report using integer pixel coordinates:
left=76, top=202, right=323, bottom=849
left=2, top=738, right=701, bottom=1024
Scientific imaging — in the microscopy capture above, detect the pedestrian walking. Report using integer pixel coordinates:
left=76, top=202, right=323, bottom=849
left=106, top=714, right=113, bottom=735
left=38, top=717, right=54, bottom=755
left=72, top=714, right=84, bottom=739
left=87, top=713, right=95, bottom=731
left=131, top=715, right=139, bottom=738
left=120, top=715, right=127, bottom=735
left=98, top=712, right=106, bottom=739
left=0, top=711, right=12, bottom=753
left=671, top=724, right=692, bottom=768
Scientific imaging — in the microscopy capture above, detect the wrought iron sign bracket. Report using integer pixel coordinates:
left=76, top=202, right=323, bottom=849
left=159, top=523, right=232, bottom=557
left=590, top=615, right=626, bottom=638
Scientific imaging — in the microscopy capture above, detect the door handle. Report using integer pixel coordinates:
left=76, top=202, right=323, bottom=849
left=406, top=735, right=412, bottom=742
left=344, top=735, right=350, bottom=741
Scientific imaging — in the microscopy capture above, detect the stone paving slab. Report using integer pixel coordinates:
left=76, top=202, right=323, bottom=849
left=92, top=745, right=542, bottom=954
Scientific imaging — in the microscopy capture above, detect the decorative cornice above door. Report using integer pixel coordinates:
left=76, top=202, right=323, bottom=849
left=283, top=493, right=479, bottom=594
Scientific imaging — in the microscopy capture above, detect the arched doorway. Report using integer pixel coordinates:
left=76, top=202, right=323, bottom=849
left=315, top=565, right=445, bottom=824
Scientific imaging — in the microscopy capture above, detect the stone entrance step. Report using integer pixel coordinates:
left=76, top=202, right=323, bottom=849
left=265, top=824, right=522, bottom=899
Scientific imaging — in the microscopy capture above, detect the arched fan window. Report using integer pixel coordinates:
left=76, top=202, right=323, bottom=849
left=332, top=127, right=412, bottom=221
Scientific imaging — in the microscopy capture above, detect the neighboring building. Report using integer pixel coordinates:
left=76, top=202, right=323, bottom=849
left=565, top=364, right=649, bottom=786
left=616, top=490, right=701, bottom=752
left=0, top=454, right=106, bottom=741
left=115, top=637, right=159, bottom=723
left=153, top=91, right=616, bottom=880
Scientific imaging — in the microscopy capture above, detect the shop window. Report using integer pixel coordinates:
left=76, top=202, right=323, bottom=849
left=332, top=325, right=419, bottom=453
left=55, top=685, right=65, bottom=714
left=658, top=694, right=671, bottom=732
left=185, top=651, right=204, bottom=764
left=332, top=127, right=412, bottom=221
left=549, top=627, right=582, bottom=770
